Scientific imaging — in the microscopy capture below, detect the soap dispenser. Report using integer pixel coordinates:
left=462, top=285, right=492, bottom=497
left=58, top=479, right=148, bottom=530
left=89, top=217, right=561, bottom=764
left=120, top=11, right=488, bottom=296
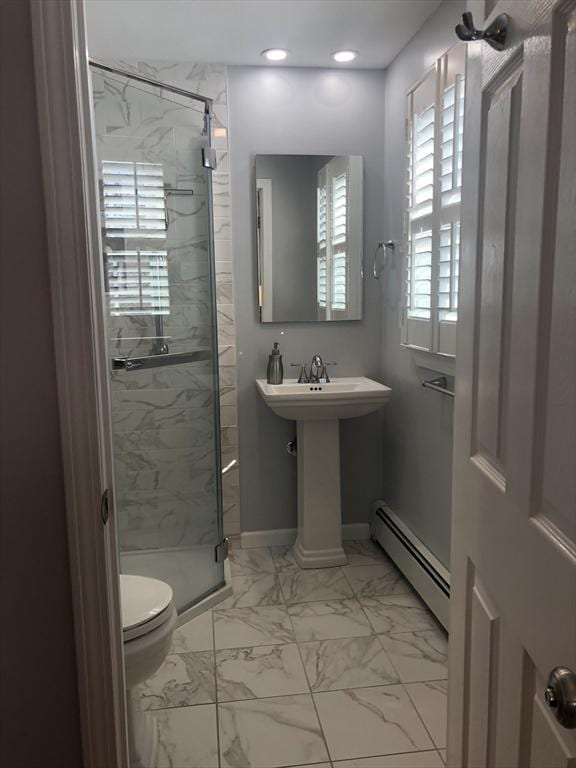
left=267, top=342, right=284, bottom=384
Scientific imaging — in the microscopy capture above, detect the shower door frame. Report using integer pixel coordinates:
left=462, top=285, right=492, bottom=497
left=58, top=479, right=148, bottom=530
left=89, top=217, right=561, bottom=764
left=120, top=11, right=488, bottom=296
left=89, top=59, right=230, bottom=619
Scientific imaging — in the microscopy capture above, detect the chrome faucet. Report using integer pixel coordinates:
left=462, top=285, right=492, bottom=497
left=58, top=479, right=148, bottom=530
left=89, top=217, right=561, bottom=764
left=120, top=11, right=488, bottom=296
left=310, top=354, right=323, bottom=382
left=310, top=355, right=338, bottom=383
left=291, top=356, right=337, bottom=384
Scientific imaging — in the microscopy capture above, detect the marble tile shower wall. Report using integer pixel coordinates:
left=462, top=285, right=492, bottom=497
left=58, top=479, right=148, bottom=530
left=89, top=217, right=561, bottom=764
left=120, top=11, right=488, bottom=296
left=94, top=61, right=239, bottom=546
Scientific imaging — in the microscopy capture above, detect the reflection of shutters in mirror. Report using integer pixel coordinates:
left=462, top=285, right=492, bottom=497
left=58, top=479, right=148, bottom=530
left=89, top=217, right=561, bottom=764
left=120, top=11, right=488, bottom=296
left=331, top=171, right=348, bottom=311
left=402, top=43, right=465, bottom=356
left=317, top=158, right=352, bottom=317
left=102, top=160, right=169, bottom=316
left=317, top=170, right=328, bottom=309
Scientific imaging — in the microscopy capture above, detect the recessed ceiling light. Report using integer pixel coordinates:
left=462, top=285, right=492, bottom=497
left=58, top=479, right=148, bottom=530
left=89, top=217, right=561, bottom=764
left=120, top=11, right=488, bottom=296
left=332, top=50, right=358, bottom=63
left=261, top=48, right=290, bottom=62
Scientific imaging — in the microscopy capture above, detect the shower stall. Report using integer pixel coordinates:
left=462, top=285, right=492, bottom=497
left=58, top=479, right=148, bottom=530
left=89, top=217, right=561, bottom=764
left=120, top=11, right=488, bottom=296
left=90, top=62, right=227, bottom=615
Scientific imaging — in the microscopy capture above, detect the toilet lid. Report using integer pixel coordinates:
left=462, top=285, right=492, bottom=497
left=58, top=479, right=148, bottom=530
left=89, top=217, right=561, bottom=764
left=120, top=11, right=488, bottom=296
left=120, top=574, right=173, bottom=635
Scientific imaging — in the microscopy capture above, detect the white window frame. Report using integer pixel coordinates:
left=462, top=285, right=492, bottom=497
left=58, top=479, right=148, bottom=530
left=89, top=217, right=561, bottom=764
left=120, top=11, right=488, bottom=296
left=401, top=43, right=466, bottom=360
left=256, top=177, right=273, bottom=321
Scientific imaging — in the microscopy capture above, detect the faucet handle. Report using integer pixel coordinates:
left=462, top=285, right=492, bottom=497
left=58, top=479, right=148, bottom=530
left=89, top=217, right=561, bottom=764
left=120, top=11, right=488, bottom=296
left=319, top=362, right=337, bottom=383
left=290, top=362, right=309, bottom=383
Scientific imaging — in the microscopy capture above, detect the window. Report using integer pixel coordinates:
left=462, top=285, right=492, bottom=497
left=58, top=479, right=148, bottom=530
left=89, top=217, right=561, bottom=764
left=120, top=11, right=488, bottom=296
left=403, top=44, right=466, bottom=356
left=316, top=155, right=362, bottom=319
left=101, top=160, right=170, bottom=316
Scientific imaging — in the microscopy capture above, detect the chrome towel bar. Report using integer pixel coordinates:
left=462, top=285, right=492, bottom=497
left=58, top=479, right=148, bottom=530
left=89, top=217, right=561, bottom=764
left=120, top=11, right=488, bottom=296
left=112, top=349, right=211, bottom=371
left=422, top=376, right=455, bottom=398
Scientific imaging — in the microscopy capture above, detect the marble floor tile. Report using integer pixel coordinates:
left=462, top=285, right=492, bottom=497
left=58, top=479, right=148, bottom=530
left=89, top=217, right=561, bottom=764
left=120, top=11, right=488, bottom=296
left=139, top=652, right=215, bottom=710
left=360, top=594, right=439, bottom=635
left=216, top=644, right=309, bottom=701
left=439, top=749, right=447, bottom=764
left=155, top=703, right=218, bottom=768
left=214, top=605, right=295, bottom=649
left=342, top=563, right=412, bottom=598
left=300, top=635, right=398, bottom=692
left=269, top=545, right=300, bottom=572
left=334, top=749, right=444, bottom=767
left=280, top=568, right=354, bottom=604
left=229, top=547, right=275, bottom=576
left=218, top=573, right=284, bottom=609
left=218, top=693, right=330, bottom=768
left=343, top=540, right=388, bottom=566
left=288, top=599, right=372, bottom=642
left=378, top=630, right=448, bottom=683
left=405, top=681, right=448, bottom=748
left=314, top=685, right=433, bottom=761
left=170, top=609, right=213, bottom=653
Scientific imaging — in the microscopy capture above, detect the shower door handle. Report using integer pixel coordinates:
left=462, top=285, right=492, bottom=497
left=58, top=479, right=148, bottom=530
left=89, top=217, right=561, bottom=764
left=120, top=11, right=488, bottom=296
left=222, top=459, right=238, bottom=475
left=112, top=349, right=212, bottom=371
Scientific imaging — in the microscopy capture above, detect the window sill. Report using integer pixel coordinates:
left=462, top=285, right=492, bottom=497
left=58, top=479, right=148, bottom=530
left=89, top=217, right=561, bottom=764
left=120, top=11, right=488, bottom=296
left=402, top=346, right=456, bottom=376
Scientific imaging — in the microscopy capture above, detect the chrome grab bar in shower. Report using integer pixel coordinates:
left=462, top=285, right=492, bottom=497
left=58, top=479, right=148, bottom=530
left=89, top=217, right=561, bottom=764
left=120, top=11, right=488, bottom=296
left=112, top=349, right=212, bottom=371
left=422, top=376, right=455, bottom=398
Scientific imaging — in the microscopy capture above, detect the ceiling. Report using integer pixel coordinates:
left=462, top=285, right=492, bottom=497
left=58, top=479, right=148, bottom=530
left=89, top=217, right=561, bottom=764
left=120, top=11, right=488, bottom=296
left=85, top=0, right=442, bottom=69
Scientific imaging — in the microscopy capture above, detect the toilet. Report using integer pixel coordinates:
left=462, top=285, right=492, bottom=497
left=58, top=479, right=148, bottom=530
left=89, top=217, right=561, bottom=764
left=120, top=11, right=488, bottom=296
left=121, top=574, right=177, bottom=768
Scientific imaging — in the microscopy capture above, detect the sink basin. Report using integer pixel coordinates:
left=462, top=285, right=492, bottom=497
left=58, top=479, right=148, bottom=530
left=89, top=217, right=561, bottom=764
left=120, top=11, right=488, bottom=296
left=256, top=377, right=392, bottom=421
left=256, top=376, right=392, bottom=570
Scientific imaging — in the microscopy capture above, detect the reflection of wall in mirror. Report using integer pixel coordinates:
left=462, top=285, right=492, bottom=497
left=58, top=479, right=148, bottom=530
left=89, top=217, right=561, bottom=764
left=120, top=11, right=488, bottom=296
left=256, top=155, right=318, bottom=321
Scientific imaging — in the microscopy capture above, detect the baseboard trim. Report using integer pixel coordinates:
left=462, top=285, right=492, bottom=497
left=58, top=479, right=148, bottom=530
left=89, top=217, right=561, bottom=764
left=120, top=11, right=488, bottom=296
left=370, top=500, right=450, bottom=629
left=240, top=523, right=370, bottom=549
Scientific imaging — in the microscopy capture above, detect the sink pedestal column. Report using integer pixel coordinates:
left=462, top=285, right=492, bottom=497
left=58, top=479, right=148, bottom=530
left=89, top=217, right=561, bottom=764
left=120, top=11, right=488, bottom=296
left=293, top=419, right=347, bottom=569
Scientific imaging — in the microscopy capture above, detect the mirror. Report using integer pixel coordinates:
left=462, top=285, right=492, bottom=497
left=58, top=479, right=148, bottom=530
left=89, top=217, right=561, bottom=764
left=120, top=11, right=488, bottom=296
left=255, top=154, right=363, bottom=322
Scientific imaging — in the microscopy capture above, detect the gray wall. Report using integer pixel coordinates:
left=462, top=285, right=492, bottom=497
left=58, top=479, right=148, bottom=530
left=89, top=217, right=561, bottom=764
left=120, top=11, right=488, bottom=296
left=0, top=1, right=83, bottom=765
left=228, top=66, right=386, bottom=532
left=380, top=0, right=465, bottom=568
left=256, top=155, right=317, bottom=321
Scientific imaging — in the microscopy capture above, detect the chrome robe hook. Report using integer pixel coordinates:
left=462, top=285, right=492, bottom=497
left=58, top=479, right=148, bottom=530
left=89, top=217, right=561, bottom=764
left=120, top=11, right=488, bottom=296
left=455, top=11, right=509, bottom=51
left=373, top=240, right=395, bottom=279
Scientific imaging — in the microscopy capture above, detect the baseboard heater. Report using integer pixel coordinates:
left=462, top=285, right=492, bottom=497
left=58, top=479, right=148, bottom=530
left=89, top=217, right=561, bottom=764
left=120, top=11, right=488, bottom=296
left=369, top=501, right=450, bottom=630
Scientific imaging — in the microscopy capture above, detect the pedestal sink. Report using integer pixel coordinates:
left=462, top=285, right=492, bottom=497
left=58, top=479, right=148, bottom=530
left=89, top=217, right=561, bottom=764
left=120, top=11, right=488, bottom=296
left=256, top=377, right=392, bottom=568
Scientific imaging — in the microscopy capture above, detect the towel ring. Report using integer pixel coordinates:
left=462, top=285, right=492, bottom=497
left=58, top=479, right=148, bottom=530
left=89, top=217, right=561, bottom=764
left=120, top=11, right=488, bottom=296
left=373, top=240, right=395, bottom=279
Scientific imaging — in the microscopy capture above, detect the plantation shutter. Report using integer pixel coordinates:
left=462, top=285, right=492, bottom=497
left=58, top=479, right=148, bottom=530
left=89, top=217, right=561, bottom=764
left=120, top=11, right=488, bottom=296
left=402, top=44, right=465, bottom=356
left=102, top=160, right=170, bottom=316
left=317, top=167, right=328, bottom=313
left=404, top=69, right=436, bottom=350
left=436, top=44, right=465, bottom=354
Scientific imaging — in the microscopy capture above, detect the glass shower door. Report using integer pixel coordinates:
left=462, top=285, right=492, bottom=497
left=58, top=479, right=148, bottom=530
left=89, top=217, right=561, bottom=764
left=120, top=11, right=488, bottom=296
left=90, top=65, right=224, bottom=613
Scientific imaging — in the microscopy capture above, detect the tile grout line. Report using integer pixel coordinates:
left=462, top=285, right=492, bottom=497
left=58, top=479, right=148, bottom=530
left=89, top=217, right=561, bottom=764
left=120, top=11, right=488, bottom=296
left=211, top=607, right=222, bottom=768
left=404, top=678, right=449, bottom=752
left=292, top=617, right=334, bottom=766
left=279, top=566, right=334, bottom=764
left=146, top=675, right=449, bottom=712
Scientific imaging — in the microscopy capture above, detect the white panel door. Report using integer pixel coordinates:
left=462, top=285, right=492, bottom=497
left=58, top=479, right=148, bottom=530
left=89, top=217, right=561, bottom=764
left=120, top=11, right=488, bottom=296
left=449, top=0, right=576, bottom=766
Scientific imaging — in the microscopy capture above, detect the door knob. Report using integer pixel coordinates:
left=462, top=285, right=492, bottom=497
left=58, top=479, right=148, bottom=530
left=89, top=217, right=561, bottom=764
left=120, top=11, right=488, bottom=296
left=545, top=667, right=576, bottom=729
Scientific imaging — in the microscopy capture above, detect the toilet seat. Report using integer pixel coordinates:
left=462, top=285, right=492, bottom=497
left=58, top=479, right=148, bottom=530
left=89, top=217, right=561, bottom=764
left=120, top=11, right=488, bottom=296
left=120, top=574, right=174, bottom=642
